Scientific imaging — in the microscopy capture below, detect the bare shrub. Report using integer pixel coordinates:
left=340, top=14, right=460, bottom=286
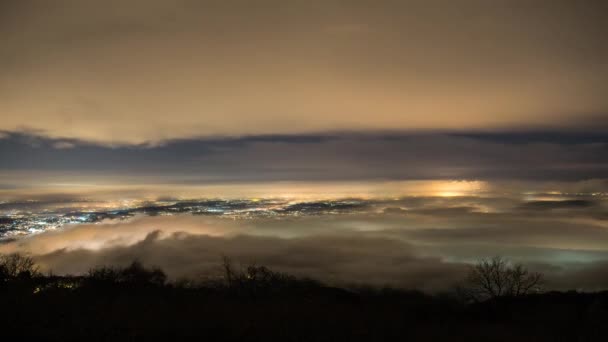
left=0, top=253, right=41, bottom=281
left=459, top=256, right=543, bottom=302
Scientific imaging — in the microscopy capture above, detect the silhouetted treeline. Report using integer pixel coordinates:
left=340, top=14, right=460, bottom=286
left=0, top=253, right=607, bottom=341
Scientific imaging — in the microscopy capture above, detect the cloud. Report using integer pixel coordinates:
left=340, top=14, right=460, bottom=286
left=1, top=200, right=608, bottom=291
left=1, top=1, right=607, bottom=144
left=33, top=232, right=467, bottom=291
left=0, top=215, right=243, bottom=254
left=1, top=132, right=608, bottom=184
left=518, top=200, right=597, bottom=212
left=0, top=214, right=468, bottom=291
left=52, top=141, right=76, bottom=149
left=550, top=261, right=608, bottom=291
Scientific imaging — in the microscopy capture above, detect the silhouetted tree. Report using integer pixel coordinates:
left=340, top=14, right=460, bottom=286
left=0, top=253, right=41, bottom=281
left=85, top=260, right=166, bottom=288
left=0, top=253, right=606, bottom=341
left=120, top=260, right=167, bottom=286
left=219, top=257, right=318, bottom=296
left=221, top=255, right=237, bottom=287
left=459, top=256, right=542, bottom=302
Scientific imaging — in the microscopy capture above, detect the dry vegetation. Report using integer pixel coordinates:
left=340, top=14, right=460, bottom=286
left=0, top=253, right=606, bottom=341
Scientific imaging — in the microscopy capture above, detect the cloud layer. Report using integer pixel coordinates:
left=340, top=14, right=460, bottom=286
left=1, top=132, right=607, bottom=186
left=2, top=192, right=607, bottom=291
left=1, top=0, right=607, bottom=144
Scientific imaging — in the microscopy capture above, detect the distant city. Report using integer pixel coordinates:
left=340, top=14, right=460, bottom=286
left=2, top=191, right=606, bottom=240
left=0, top=198, right=374, bottom=238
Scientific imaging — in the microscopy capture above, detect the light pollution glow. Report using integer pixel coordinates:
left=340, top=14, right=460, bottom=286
left=1, top=1, right=607, bottom=145
left=1, top=1, right=607, bottom=292
left=0, top=180, right=501, bottom=203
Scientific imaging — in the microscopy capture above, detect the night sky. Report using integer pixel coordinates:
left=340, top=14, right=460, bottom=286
left=1, top=1, right=607, bottom=291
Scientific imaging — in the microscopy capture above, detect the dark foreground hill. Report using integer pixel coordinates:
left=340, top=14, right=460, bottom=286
left=1, top=258, right=607, bottom=341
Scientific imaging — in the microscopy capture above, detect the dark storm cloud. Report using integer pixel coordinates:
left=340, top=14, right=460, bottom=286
left=1, top=131, right=607, bottom=183
left=1, top=0, right=607, bottom=144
